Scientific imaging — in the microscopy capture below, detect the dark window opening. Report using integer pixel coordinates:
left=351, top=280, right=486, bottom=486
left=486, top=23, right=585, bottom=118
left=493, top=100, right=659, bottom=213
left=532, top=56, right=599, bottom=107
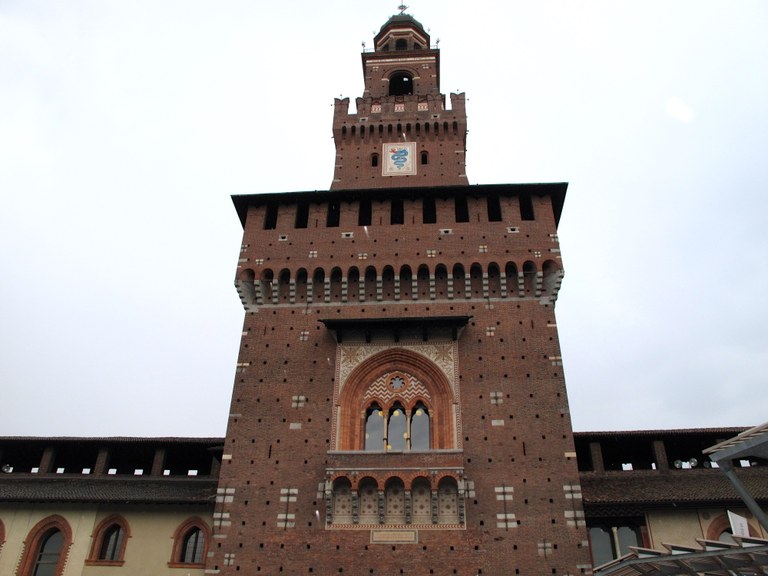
left=519, top=195, right=535, bottom=221
left=33, top=529, right=64, bottom=576
left=413, top=42, right=422, bottom=49
left=295, top=202, right=309, bottom=229
left=264, top=204, right=278, bottom=230
left=420, top=151, right=429, bottom=165
left=389, top=72, right=413, bottom=96
left=422, top=197, right=436, bottom=224
left=358, top=199, right=372, bottom=226
left=391, top=198, right=404, bottom=225
left=455, top=196, right=469, bottom=223
left=410, top=403, right=430, bottom=450
left=181, top=528, right=204, bottom=564
left=395, top=39, right=407, bottom=51
left=365, top=404, right=384, bottom=450
left=327, top=202, right=340, bottom=227
left=487, top=195, right=502, bottom=222
left=387, top=404, right=407, bottom=451
left=99, top=525, right=124, bottom=561
left=371, top=153, right=379, bottom=167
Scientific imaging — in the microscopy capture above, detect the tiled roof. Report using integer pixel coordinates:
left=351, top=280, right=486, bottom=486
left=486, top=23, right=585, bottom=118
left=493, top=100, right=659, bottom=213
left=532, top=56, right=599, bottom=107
left=581, top=469, right=768, bottom=507
left=0, top=476, right=217, bottom=505
left=574, top=428, right=748, bottom=438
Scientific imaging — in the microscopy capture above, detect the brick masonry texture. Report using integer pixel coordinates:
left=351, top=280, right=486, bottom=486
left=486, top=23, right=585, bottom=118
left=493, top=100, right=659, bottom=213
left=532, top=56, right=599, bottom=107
left=208, top=13, right=592, bottom=576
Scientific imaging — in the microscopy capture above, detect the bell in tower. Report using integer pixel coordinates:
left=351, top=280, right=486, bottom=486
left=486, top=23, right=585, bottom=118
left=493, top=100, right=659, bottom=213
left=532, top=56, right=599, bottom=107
left=331, top=12, right=468, bottom=190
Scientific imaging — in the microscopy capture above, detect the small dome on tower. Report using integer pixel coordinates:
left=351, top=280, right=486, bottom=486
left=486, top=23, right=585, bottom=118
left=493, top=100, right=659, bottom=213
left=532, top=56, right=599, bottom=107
left=374, top=13, right=431, bottom=52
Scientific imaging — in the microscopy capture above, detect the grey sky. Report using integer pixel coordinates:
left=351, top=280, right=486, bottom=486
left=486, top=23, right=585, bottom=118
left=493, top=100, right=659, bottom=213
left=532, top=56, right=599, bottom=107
left=2, top=1, right=767, bottom=437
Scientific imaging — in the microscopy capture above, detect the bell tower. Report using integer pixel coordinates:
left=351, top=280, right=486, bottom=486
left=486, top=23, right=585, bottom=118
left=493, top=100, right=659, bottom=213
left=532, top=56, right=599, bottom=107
left=331, top=14, right=469, bottom=190
left=211, top=10, right=592, bottom=576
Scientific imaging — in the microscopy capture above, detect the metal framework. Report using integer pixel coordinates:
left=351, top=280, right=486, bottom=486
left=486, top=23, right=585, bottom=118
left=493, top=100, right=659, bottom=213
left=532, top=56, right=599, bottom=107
left=595, top=537, right=768, bottom=576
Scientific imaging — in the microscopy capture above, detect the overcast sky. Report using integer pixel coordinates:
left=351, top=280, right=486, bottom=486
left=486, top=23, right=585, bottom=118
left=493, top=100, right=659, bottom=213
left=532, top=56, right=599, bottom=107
left=2, top=1, right=767, bottom=438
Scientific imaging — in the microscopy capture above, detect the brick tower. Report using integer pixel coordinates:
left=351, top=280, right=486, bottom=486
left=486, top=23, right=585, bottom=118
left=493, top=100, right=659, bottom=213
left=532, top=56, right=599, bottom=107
left=331, top=14, right=468, bottom=190
left=210, top=12, right=592, bottom=575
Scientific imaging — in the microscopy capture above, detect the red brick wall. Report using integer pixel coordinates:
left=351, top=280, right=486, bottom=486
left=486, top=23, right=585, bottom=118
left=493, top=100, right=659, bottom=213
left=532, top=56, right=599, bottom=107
left=210, top=188, right=592, bottom=575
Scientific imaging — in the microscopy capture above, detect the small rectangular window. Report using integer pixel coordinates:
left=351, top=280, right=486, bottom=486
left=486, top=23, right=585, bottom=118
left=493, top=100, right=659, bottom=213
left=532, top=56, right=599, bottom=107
left=391, top=198, right=404, bottom=225
left=264, top=204, right=278, bottom=230
left=358, top=198, right=372, bottom=226
left=422, top=197, right=436, bottom=224
left=295, top=202, right=309, bottom=229
left=455, top=196, right=469, bottom=223
left=487, top=195, right=502, bottom=222
left=519, top=195, right=535, bottom=221
left=327, top=201, right=340, bottom=227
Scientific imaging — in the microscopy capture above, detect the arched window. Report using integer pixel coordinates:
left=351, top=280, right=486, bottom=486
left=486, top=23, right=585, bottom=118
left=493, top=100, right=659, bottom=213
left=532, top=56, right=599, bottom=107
left=371, top=153, right=379, bottom=167
left=17, top=516, right=72, bottom=576
left=411, top=477, right=432, bottom=524
left=364, top=403, right=385, bottom=451
left=169, top=518, right=209, bottom=568
left=32, top=530, right=64, bottom=576
left=410, top=402, right=430, bottom=450
left=358, top=478, right=379, bottom=524
left=386, top=403, right=407, bottom=451
left=332, top=477, right=353, bottom=523
left=589, top=526, right=614, bottom=567
left=437, top=477, right=459, bottom=524
left=384, top=477, right=406, bottom=524
left=181, top=528, right=204, bottom=563
left=336, top=349, right=457, bottom=451
left=87, top=515, right=129, bottom=565
left=389, top=72, right=413, bottom=96
left=420, top=151, right=429, bottom=165
left=99, top=524, right=124, bottom=561
left=588, top=524, right=644, bottom=567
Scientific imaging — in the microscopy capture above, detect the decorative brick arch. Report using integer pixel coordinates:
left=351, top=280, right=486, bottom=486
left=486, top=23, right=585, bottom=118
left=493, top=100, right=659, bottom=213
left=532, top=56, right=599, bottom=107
left=16, top=515, right=73, bottom=576
left=705, top=512, right=759, bottom=540
left=337, top=348, right=456, bottom=450
left=86, top=513, right=131, bottom=565
left=168, top=516, right=210, bottom=568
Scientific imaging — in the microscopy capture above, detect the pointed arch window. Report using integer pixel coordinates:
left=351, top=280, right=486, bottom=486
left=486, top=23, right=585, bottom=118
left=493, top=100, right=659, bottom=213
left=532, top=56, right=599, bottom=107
left=17, top=515, right=72, bottom=576
left=181, top=528, right=204, bottom=563
left=386, top=403, right=407, bottom=451
left=364, top=403, right=385, bottom=451
left=410, top=402, right=431, bottom=450
left=87, top=515, right=130, bottom=566
left=32, top=530, right=64, bottom=576
left=169, top=518, right=209, bottom=568
left=99, top=525, right=124, bottom=561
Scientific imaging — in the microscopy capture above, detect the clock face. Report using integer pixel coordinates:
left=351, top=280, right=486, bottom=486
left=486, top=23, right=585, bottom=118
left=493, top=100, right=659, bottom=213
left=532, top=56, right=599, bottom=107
left=382, top=142, right=417, bottom=176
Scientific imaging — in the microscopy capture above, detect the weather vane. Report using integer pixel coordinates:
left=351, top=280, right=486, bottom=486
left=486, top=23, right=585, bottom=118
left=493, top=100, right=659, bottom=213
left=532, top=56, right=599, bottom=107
left=398, top=4, right=408, bottom=14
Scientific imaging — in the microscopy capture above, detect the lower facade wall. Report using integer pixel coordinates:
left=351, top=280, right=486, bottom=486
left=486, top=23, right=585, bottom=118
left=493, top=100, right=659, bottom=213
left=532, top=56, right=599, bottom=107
left=0, top=503, right=212, bottom=576
left=646, top=507, right=767, bottom=549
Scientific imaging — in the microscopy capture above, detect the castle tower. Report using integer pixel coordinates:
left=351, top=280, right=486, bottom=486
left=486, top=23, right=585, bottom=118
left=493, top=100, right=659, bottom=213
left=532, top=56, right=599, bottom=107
left=331, top=14, right=468, bottom=190
left=210, top=12, right=592, bottom=575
